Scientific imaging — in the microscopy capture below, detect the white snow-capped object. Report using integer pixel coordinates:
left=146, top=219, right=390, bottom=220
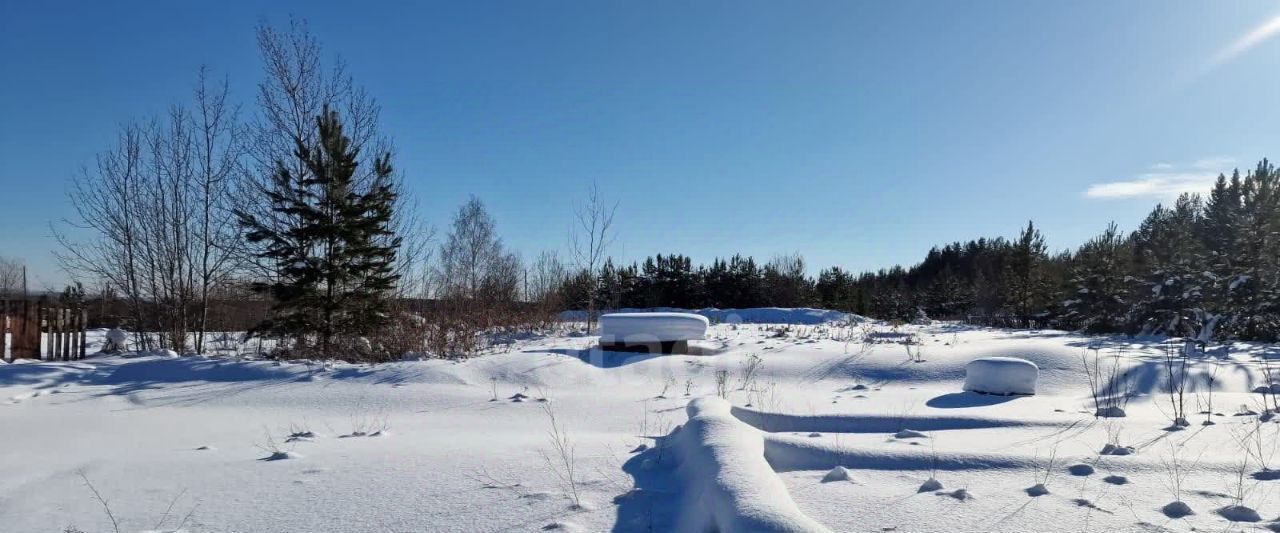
left=963, top=357, right=1038, bottom=395
left=103, top=328, right=129, bottom=352
left=598, top=312, right=709, bottom=344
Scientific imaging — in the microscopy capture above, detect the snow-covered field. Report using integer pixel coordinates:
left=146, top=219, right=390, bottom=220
left=2, top=312, right=1279, bottom=532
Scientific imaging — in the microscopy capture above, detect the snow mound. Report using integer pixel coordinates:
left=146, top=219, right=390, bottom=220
left=1095, top=406, right=1126, bottom=418
left=1024, top=483, right=1049, bottom=497
left=1161, top=501, right=1193, bottom=518
left=599, top=313, right=708, bottom=344
left=1100, top=443, right=1134, bottom=456
left=821, top=466, right=853, bottom=483
left=667, top=396, right=830, bottom=532
left=962, top=357, right=1038, bottom=395
left=1218, top=505, right=1261, bottom=522
left=1067, top=463, right=1094, bottom=476
left=918, top=478, right=943, bottom=492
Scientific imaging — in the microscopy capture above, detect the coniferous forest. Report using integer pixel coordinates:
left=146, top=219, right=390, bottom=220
left=559, top=160, right=1280, bottom=341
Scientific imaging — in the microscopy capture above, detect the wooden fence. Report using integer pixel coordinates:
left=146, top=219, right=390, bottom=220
left=0, top=298, right=88, bottom=361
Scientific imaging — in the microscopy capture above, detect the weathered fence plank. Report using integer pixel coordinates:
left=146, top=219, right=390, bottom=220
left=1, top=299, right=88, bottom=360
left=1, top=298, right=9, bottom=360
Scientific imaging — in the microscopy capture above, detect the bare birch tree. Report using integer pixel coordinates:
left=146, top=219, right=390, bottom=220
left=569, top=182, right=617, bottom=333
left=57, top=123, right=150, bottom=348
left=191, top=67, right=245, bottom=352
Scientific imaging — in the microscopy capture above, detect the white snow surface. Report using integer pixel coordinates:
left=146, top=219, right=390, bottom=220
left=962, top=357, right=1039, bottom=395
left=2, top=313, right=1278, bottom=532
left=599, top=312, right=709, bottom=343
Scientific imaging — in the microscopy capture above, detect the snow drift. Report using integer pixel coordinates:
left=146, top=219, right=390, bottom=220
left=962, top=357, right=1038, bottom=395
left=665, top=397, right=830, bottom=532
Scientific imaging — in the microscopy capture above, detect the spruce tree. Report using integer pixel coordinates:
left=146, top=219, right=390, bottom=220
left=237, top=106, right=401, bottom=357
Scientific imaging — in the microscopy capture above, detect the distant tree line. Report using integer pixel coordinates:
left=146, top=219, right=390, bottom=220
left=555, top=161, right=1280, bottom=342
left=556, top=253, right=818, bottom=312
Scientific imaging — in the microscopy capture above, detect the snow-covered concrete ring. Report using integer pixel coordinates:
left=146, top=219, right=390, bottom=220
left=598, top=313, right=708, bottom=354
left=963, top=357, right=1038, bottom=396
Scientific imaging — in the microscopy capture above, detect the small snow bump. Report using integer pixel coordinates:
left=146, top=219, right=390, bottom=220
left=1218, top=505, right=1262, bottom=523
left=821, top=466, right=853, bottom=483
left=1161, top=501, right=1193, bottom=518
left=1024, top=483, right=1049, bottom=497
left=918, top=478, right=943, bottom=492
left=542, top=522, right=583, bottom=532
left=1067, top=463, right=1095, bottom=476
left=259, top=450, right=298, bottom=461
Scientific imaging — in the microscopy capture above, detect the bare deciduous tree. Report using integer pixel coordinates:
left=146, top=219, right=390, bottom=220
left=569, top=181, right=617, bottom=333
left=57, top=123, right=150, bottom=347
left=0, top=256, right=25, bottom=297
left=440, top=196, right=507, bottom=301
left=526, top=250, right=568, bottom=305
left=57, top=69, right=244, bottom=353
left=191, top=67, right=246, bottom=353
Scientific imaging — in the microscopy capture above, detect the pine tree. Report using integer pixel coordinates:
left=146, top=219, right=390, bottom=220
left=1004, top=221, right=1050, bottom=324
left=1063, top=223, right=1132, bottom=332
left=236, top=106, right=401, bottom=357
left=1234, top=160, right=1280, bottom=339
left=1131, top=194, right=1211, bottom=337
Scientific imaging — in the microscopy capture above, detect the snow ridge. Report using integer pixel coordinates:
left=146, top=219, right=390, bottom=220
left=666, top=396, right=830, bottom=533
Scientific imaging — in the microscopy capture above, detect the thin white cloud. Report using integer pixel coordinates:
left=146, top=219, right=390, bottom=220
left=1176, top=13, right=1280, bottom=87
left=1084, top=158, right=1236, bottom=200
left=1192, top=156, right=1236, bottom=169
left=1085, top=172, right=1217, bottom=200
left=1205, top=14, right=1280, bottom=72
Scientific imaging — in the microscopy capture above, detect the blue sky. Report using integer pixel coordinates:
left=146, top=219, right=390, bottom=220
left=3, top=1, right=1280, bottom=289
